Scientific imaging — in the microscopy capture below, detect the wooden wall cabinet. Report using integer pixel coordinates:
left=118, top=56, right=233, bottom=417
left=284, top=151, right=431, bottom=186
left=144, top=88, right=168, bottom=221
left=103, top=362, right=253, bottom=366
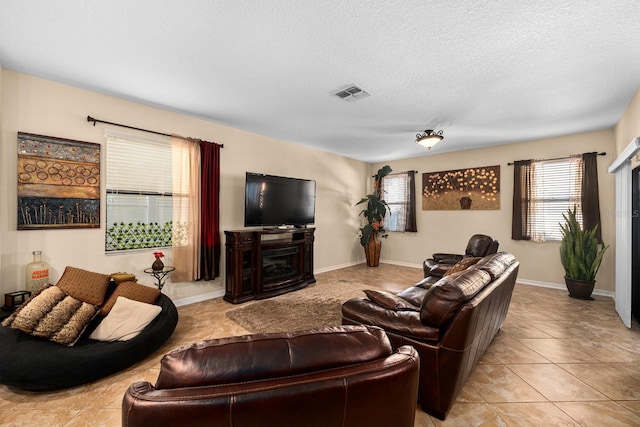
left=224, top=228, right=315, bottom=304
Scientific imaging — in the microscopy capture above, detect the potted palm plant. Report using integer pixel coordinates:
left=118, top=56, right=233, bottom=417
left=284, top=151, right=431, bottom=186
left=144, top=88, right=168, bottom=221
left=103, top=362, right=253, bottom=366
left=356, top=165, right=392, bottom=267
left=559, top=206, right=608, bottom=300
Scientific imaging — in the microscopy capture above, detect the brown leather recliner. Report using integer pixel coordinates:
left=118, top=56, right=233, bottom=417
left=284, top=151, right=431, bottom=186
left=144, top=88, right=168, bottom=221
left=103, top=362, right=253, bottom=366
left=423, top=234, right=499, bottom=278
left=342, top=252, right=519, bottom=420
left=122, top=325, right=420, bottom=427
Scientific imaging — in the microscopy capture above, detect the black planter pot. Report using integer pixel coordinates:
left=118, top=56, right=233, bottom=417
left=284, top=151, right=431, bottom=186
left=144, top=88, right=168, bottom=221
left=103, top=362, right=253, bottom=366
left=564, top=277, right=595, bottom=300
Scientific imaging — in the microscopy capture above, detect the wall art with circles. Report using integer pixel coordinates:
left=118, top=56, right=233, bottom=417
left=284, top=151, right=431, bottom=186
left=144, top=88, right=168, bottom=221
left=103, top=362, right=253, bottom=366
left=17, top=132, right=100, bottom=229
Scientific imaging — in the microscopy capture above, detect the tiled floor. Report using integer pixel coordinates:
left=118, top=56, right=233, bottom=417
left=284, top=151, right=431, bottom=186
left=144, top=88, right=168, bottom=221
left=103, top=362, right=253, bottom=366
left=1, top=263, right=639, bottom=426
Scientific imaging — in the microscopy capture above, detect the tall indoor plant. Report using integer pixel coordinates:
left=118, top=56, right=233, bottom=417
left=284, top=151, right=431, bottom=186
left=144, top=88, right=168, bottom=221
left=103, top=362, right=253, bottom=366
left=559, top=206, right=608, bottom=300
left=356, top=165, right=392, bottom=267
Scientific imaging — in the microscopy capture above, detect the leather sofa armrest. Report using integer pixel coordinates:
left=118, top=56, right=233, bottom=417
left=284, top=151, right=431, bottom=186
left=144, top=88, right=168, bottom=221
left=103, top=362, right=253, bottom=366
left=363, top=290, right=419, bottom=311
left=431, top=253, right=463, bottom=263
left=342, top=299, right=440, bottom=342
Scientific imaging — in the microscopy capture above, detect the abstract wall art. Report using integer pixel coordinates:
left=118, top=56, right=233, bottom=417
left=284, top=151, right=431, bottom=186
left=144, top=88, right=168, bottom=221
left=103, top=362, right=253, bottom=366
left=17, top=132, right=100, bottom=229
left=422, top=165, right=500, bottom=210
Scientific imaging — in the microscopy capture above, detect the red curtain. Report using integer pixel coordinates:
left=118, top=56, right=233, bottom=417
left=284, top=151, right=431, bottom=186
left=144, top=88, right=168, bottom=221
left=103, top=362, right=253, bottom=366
left=200, top=141, right=221, bottom=280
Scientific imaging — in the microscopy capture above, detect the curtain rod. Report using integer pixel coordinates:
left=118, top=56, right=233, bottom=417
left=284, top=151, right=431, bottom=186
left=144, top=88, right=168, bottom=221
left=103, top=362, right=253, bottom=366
left=371, top=170, right=418, bottom=178
left=86, top=115, right=223, bottom=148
left=507, top=152, right=605, bottom=166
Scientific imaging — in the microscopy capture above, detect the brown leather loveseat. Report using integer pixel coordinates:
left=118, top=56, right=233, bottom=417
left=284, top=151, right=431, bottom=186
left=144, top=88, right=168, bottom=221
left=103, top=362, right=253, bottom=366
left=122, top=325, right=419, bottom=427
left=342, top=252, right=519, bottom=420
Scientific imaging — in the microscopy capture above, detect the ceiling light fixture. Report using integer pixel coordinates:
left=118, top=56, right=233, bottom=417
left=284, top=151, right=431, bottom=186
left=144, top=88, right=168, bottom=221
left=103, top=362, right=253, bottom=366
left=415, top=129, right=444, bottom=150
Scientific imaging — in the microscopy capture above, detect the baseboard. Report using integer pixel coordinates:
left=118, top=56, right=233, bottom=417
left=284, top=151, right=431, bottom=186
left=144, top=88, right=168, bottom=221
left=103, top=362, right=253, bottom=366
left=171, top=268, right=614, bottom=307
left=322, top=259, right=423, bottom=270
left=314, top=260, right=363, bottom=274
left=172, top=289, right=225, bottom=307
left=379, top=259, right=423, bottom=269
left=516, top=278, right=614, bottom=299
left=333, top=260, right=616, bottom=300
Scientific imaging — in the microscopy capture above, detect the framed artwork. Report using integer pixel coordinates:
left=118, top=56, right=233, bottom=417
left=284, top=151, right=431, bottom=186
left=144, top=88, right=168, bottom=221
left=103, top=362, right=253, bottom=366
left=422, top=165, right=500, bottom=210
left=17, top=132, right=100, bottom=230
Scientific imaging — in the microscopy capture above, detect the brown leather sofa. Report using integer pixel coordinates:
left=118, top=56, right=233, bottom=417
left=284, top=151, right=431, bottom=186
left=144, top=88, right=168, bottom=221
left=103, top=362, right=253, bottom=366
left=342, top=252, right=519, bottom=420
left=423, top=234, right=499, bottom=278
left=122, top=325, right=419, bottom=427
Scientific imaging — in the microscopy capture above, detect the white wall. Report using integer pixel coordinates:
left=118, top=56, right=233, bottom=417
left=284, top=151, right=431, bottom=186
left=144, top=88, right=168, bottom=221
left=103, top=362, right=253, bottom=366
left=372, top=129, right=617, bottom=293
left=0, top=70, right=369, bottom=296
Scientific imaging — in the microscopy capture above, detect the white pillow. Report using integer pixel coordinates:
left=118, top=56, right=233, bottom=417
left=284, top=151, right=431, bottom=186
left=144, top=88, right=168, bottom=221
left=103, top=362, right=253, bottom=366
left=89, top=296, right=162, bottom=342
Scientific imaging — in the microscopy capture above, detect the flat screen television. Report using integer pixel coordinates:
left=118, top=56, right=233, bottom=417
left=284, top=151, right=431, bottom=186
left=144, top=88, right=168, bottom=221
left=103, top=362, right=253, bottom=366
left=244, top=172, right=316, bottom=228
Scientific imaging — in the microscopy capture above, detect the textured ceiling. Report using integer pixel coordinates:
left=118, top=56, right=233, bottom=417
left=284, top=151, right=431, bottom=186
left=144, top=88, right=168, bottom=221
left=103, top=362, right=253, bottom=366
left=1, top=1, right=639, bottom=162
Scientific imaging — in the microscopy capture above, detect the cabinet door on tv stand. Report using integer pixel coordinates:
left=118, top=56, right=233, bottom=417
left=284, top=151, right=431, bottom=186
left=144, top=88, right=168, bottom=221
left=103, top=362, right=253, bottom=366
left=240, top=249, right=255, bottom=296
left=224, top=236, right=256, bottom=304
left=303, top=229, right=314, bottom=279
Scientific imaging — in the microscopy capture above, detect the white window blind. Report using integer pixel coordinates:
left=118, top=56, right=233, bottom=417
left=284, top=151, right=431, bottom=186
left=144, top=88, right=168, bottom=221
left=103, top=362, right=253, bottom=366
left=105, top=130, right=174, bottom=251
left=530, top=157, right=582, bottom=242
left=382, top=172, right=410, bottom=232
left=106, top=130, right=172, bottom=195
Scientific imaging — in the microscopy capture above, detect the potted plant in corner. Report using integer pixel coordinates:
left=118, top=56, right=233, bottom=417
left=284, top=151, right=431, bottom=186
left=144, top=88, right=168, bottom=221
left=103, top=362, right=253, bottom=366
left=559, top=206, right=608, bottom=300
left=356, top=165, right=392, bottom=267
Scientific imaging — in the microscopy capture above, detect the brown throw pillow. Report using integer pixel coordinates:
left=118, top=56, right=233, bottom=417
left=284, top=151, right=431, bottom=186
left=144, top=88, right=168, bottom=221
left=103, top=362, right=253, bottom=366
left=99, top=281, right=160, bottom=316
left=56, top=266, right=111, bottom=306
left=443, top=257, right=482, bottom=276
left=2, top=284, right=98, bottom=346
left=363, top=289, right=419, bottom=311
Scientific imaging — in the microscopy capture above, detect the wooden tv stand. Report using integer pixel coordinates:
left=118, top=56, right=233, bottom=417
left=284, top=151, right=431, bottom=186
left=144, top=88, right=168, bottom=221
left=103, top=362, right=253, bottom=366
left=224, top=228, right=315, bottom=304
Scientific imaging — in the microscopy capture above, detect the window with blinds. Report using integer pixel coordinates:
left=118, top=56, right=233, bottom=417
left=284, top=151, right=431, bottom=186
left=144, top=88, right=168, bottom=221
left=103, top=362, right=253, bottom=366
left=382, top=172, right=410, bottom=232
left=105, top=130, right=174, bottom=252
left=530, top=157, right=583, bottom=242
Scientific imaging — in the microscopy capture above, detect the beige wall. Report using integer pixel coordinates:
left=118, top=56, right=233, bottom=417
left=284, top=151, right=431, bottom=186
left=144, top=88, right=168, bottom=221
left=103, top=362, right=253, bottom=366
left=614, top=87, right=640, bottom=165
left=371, top=129, right=617, bottom=293
left=615, top=87, right=640, bottom=154
left=0, top=68, right=624, bottom=298
left=0, top=70, right=368, bottom=296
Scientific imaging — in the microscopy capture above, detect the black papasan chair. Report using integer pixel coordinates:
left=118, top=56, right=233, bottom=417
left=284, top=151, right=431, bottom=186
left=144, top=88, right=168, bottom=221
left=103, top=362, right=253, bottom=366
left=0, top=273, right=178, bottom=391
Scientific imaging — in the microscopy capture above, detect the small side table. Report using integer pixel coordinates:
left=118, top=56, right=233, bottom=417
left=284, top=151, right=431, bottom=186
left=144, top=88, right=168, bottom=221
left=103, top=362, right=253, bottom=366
left=144, top=266, right=175, bottom=290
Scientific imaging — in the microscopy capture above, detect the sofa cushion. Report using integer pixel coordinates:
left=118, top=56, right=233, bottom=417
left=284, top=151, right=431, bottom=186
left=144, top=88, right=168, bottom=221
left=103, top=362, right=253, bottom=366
left=2, top=284, right=98, bottom=346
left=90, top=297, right=162, bottom=341
left=364, top=289, right=419, bottom=311
left=156, top=325, right=391, bottom=389
left=472, top=252, right=516, bottom=279
left=56, top=266, right=112, bottom=306
left=99, top=281, right=160, bottom=316
left=443, top=256, right=482, bottom=276
left=420, top=269, right=491, bottom=328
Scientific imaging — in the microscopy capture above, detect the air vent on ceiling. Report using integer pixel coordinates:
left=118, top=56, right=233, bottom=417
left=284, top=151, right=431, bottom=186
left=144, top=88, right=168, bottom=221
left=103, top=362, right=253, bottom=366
left=333, top=85, right=371, bottom=102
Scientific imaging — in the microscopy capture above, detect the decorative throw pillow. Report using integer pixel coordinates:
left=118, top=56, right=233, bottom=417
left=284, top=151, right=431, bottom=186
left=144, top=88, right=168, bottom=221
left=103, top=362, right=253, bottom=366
left=89, top=296, right=162, bottom=342
left=110, top=272, right=137, bottom=284
left=56, top=266, right=111, bottom=306
left=2, top=284, right=98, bottom=346
left=363, top=289, right=419, bottom=311
left=99, top=281, right=160, bottom=316
left=443, top=257, right=482, bottom=276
